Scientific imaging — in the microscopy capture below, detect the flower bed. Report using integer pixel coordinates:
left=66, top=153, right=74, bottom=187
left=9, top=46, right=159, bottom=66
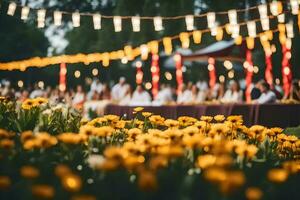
left=0, top=98, right=299, bottom=200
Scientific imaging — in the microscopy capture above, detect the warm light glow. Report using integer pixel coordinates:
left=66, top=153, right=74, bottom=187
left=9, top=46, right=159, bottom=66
left=165, top=72, right=172, bottom=80
left=54, top=11, right=62, bottom=26
left=92, top=68, right=98, bottom=76
left=231, top=24, right=240, bottom=38
left=37, top=9, right=46, bottom=28
left=228, top=10, right=237, bottom=25
left=163, top=37, right=172, bottom=55
left=246, top=37, right=255, bottom=49
left=140, top=44, right=149, bottom=60
left=261, top=18, right=270, bottom=31
left=7, top=2, right=17, bottom=16
left=275, top=78, right=280, bottom=85
left=208, top=64, right=214, bottom=71
left=74, top=70, right=81, bottom=78
left=153, top=16, right=163, bottom=31
left=72, top=12, right=80, bottom=27
left=179, top=32, right=190, bottom=48
left=270, top=1, right=282, bottom=16
left=18, top=80, right=24, bottom=88
left=131, top=16, right=140, bottom=32
left=185, top=15, right=194, bottom=31
left=277, top=14, right=285, bottom=23
left=121, top=57, right=128, bottom=64
left=285, top=23, right=294, bottom=38
left=258, top=4, right=268, bottom=19
left=145, top=82, right=152, bottom=90
left=113, top=16, right=122, bottom=32
left=136, top=61, right=142, bottom=68
left=224, top=60, right=233, bottom=70
left=290, top=0, right=299, bottom=15
left=219, top=75, right=225, bottom=83
left=216, top=27, right=223, bottom=41
left=247, top=21, right=256, bottom=37
left=210, top=26, right=217, bottom=36
left=235, top=35, right=242, bottom=45
left=283, top=67, right=290, bottom=75
left=21, top=7, right=30, bottom=20
left=207, top=12, right=216, bottom=29
left=93, top=14, right=101, bottom=30
left=228, top=70, right=234, bottom=78
left=253, top=66, right=259, bottom=74
left=192, top=30, right=202, bottom=44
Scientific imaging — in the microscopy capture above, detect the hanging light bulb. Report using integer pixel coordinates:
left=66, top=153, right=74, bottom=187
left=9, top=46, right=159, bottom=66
left=216, top=27, right=223, bottom=41
left=290, top=0, right=299, bottom=15
left=163, top=37, right=172, bottom=55
left=93, top=14, right=101, bottom=30
left=247, top=21, right=256, bottom=37
left=72, top=12, right=80, bottom=27
left=153, top=16, right=163, bottom=31
left=179, top=32, right=190, bottom=48
left=148, top=41, right=159, bottom=54
left=210, top=26, right=218, bottom=36
left=228, top=9, right=237, bottom=25
left=140, top=44, right=149, bottom=60
left=207, top=12, right=216, bottom=28
left=235, top=35, right=243, bottom=45
left=231, top=24, right=240, bottom=38
left=261, top=18, right=270, bottom=31
left=54, top=11, right=62, bottom=26
left=185, top=15, right=194, bottom=31
left=131, top=16, right=140, bottom=32
left=258, top=4, right=268, bottom=19
left=246, top=37, right=255, bottom=49
left=7, top=2, right=17, bottom=16
left=113, top=16, right=122, bottom=32
left=192, top=30, right=202, bottom=44
left=286, top=22, right=294, bottom=38
left=37, top=9, right=46, bottom=28
left=21, top=7, right=30, bottom=20
left=277, top=13, right=285, bottom=23
left=270, top=1, right=282, bottom=16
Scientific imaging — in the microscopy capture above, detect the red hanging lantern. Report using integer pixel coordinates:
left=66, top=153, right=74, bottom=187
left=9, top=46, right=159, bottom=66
left=208, top=57, right=216, bottom=89
left=174, top=53, right=183, bottom=94
left=59, top=63, right=67, bottom=92
left=151, top=54, right=160, bottom=98
left=245, top=50, right=253, bottom=102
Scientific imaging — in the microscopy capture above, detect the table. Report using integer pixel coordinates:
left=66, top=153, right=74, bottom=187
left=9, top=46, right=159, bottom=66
left=104, top=104, right=300, bottom=128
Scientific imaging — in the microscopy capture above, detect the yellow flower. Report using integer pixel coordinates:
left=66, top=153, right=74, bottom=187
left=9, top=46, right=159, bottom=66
left=0, top=129, right=11, bottom=139
left=55, top=164, right=72, bottom=178
left=0, top=176, right=11, bottom=190
left=214, top=115, right=225, bottom=122
left=245, top=187, right=263, bottom=200
left=0, top=139, right=14, bottom=149
left=164, top=119, right=179, bottom=128
left=57, top=133, right=84, bottom=144
left=62, top=174, right=82, bottom=192
left=270, top=127, right=283, bottom=135
left=71, top=194, right=97, bottom=200
left=182, top=126, right=199, bottom=136
left=227, top=115, right=243, bottom=124
left=31, top=184, right=55, bottom=199
left=200, top=116, right=213, bottom=122
left=133, top=107, right=144, bottom=113
left=267, top=168, right=289, bottom=183
left=178, top=116, right=197, bottom=126
left=114, top=120, right=126, bottom=129
left=20, top=165, right=40, bottom=179
left=235, top=144, right=258, bottom=159
left=127, top=128, right=142, bottom=140
left=210, top=123, right=230, bottom=136
left=149, top=115, right=165, bottom=126
left=21, top=99, right=38, bottom=110
left=21, top=131, right=34, bottom=143
left=34, top=97, right=48, bottom=105
left=104, top=115, right=120, bottom=123
left=249, top=125, right=266, bottom=141
left=142, top=112, right=152, bottom=118
left=93, top=126, right=115, bottom=137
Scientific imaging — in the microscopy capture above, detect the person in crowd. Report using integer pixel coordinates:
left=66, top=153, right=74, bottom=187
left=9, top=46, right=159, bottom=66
left=221, top=80, right=243, bottom=103
left=250, top=82, right=261, bottom=101
left=99, top=83, right=111, bottom=100
left=119, top=85, right=132, bottom=105
left=87, top=79, right=103, bottom=100
left=30, top=84, right=44, bottom=98
left=72, top=85, right=86, bottom=109
left=111, top=77, right=127, bottom=102
left=284, top=79, right=300, bottom=101
left=153, top=84, right=173, bottom=105
left=177, top=83, right=193, bottom=104
left=131, top=85, right=151, bottom=106
left=253, top=80, right=276, bottom=104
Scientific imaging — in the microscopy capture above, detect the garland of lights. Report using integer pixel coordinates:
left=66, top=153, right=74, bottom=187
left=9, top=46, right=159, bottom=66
left=0, top=8, right=298, bottom=71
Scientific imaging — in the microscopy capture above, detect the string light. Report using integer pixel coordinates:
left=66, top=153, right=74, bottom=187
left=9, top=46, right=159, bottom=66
left=261, top=18, right=270, bottom=31
left=21, top=7, right=30, bottom=21
left=285, top=22, right=294, bottom=38
left=216, top=27, right=223, bottom=41
left=74, top=70, right=81, bottom=78
left=192, top=30, right=202, bottom=44
left=140, top=44, right=149, bottom=60
left=37, top=9, right=46, bottom=28
left=163, top=37, right=172, bottom=55
left=235, top=35, right=243, bottom=45
left=131, top=16, right=140, bottom=32
left=179, top=32, right=190, bottom=48
left=7, top=2, right=17, bottom=16
left=290, top=0, right=299, bottom=15
left=185, top=15, right=194, bottom=31
left=113, top=16, right=122, bottom=32
left=270, top=1, right=282, bottom=16
left=210, top=26, right=218, bottom=36
left=18, top=80, right=24, bottom=88
left=258, top=4, right=268, bottom=19
left=148, top=41, right=159, bottom=54
left=72, top=12, right=80, bottom=27
left=246, top=37, right=255, bottom=49
left=93, top=14, right=101, bottom=30
left=54, top=11, right=62, bottom=26
left=247, top=21, right=256, bottom=37
left=231, top=24, right=239, bottom=38
left=153, top=16, right=163, bottom=31
left=92, top=68, right=98, bottom=76
left=228, top=10, right=237, bottom=25
left=277, top=13, right=285, bottom=23
left=207, top=12, right=216, bottom=29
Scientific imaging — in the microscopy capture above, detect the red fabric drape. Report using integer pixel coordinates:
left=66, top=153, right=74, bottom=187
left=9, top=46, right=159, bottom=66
left=59, top=63, right=67, bottom=92
left=245, top=50, right=253, bottom=102
left=174, top=54, right=183, bottom=95
left=281, top=44, right=292, bottom=96
left=208, top=57, right=216, bottom=89
left=151, top=54, right=160, bottom=98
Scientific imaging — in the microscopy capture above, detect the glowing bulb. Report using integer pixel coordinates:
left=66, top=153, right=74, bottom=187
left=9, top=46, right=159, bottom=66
left=92, top=68, right=98, bottom=76
left=231, top=24, right=240, bottom=38
left=145, top=82, right=152, bottom=90
left=21, top=7, right=30, bottom=20
left=140, top=44, right=149, bottom=60
left=246, top=37, right=255, bottom=49
left=18, top=80, right=24, bottom=88
left=210, top=26, right=218, bottom=36
left=185, top=15, right=194, bottom=31
left=253, top=66, right=259, bottom=74
left=165, top=72, right=172, bottom=80
left=219, top=75, right=225, bottom=83
left=37, top=9, right=46, bottom=28
left=290, top=0, right=299, bottom=15
left=258, top=4, right=268, bottom=19
left=153, top=16, right=163, bottom=31
left=7, top=2, right=17, bottom=16
left=121, top=57, right=128, bottom=64
left=136, top=61, right=142, bottom=68
left=72, top=12, right=80, bottom=27
left=275, top=78, right=280, bottom=85
left=283, top=67, right=290, bottom=75
left=93, top=14, right=101, bottom=30
left=54, top=11, right=62, bottom=26
left=131, top=16, right=140, bottom=32
left=247, top=21, right=256, bottom=37
left=277, top=13, right=285, bottom=23
left=261, top=18, right=270, bottom=31
left=208, top=64, right=214, bottom=71
left=113, top=16, right=122, bottom=32
left=74, top=70, right=81, bottom=78
left=228, top=10, right=237, bottom=25
left=224, top=60, right=233, bottom=70
left=179, top=32, right=190, bottom=48
left=285, top=23, right=294, bottom=38
left=216, top=27, right=223, bottom=41
left=192, top=30, right=202, bottom=44
left=228, top=70, right=234, bottom=78
left=163, top=37, right=172, bottom=55
left=270, top=1, right=282, bottom=16
left=207, top=12, right=216, bottom=29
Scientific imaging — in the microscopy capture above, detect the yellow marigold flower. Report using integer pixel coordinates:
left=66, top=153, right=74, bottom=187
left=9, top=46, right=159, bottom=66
left=0, top=176, right=11, bottom=189
left=123, top=155, right=145, bottom=170
left=200, top=116, right=213, bottom=122
left=94, top=126, right=115, bottom=137
left=155, top=145, right=183, bottom=158
left=267, top=168, right=289, bottom=183
left=270, top=127, right=283, bottom=135
left=36, top=132, right=58, bottom=148
left=149, top=156, right=169, bottom=171
left=61, top=174, right=82, bottom=192
left=245, top=187, right=263, bottom=200
left=235, top=144, right=258, bottom=159
left=164, top=129, right=183, bottom=141
left=138, top=170, right=158, bottom=191
left=203, top=167, right=227, bottom=183
left=71, top=194, right=97, bottom=200
left=114, top=120, right=126, bottom=129
left=104, top=115, right=120, bottom=122
left=34, top=97, right=48, bottom=105
left=57, top=133, right=83, bottom=144
left=142, top=112, right=152, bottom=118
left=20, top=165, right=40, bottom=179
left=55, top=164, right=72, bottom=178
left=23, top=139, right=38, bottom=150
left=210, top=123, right=230, bottom=136
left=149, top=115, right=165, bottom=126
left=127, top=128, right=142, bottom=139
left=80, top=118, right=89, bottom=126
left=282, top=161, right=300, bottom=174
left=214, top=115, right=225, bottom=122
left=197, top=154, right=217, bottom=169
left=0, top=129, right=10, bottom=139
left=31, top=184, right=55, bottom=199
left=104, top=146, right=128, bottom=160
left=0, top=139, right=14, bottom=149
left=227, top=115, right=243, bottom=124
left=133, top=107, right=144, bottom=112
left=182, top=126, right=199, bottom=136
left=220, top=171, right=245, bottom=195
left=21, top=131, right=34, bottom=143
left=21, top=99, right=38, bottom=110
left=178, top=116, right=197, bottom=126
left=79, top=125, right=95, bottom=136
left=164, top=119, right=179, bottom=128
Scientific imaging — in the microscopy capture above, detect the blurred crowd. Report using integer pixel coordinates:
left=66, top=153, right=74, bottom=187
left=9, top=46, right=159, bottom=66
left=1, top=77, right=300, bottom=111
